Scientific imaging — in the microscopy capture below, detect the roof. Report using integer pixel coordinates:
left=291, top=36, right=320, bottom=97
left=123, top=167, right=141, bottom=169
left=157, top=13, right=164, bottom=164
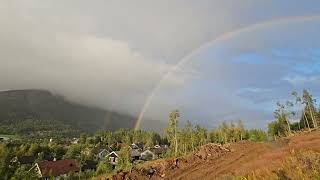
left=130, top=143, right=139, bottom=149
left=141, top=150, right=154, bottom=155
left=130, top=149, right=141, bottom=157
left=117, top=142, right=130, bottom=149
left=18, top=156, right=35, bottom=164
left=107, top=151, right=119, bottom=158
left=151, top=147, right=167, bottom=155
left=92, top=146, right=113, bottom=155
left=37, top=159, right=79, bottom=177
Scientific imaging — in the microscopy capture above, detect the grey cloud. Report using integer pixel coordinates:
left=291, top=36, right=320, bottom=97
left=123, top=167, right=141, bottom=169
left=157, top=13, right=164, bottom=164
left=1, top=0, right=320, bottom=129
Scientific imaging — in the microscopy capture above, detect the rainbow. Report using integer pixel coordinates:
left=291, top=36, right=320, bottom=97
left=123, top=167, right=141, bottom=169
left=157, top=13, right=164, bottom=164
left=134, top=14, right=320, bottom=130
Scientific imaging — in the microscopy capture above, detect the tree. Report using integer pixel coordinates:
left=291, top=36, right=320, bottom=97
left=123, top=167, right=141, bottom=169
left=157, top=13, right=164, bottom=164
left=209, top=129, right=220, bottom=143
left=79, top=133, right=88, bottom=144
left=274, top=101, right=292, bottom=135
left=285, top=100, right=296, bottom=131
left=179, top=127, right=188, bottom=155
left=116, top=147, right=131, bottom=170
left=194, top=125, right=207, bottom=146
left=64, top=144, right=82, bottom=159
left=292, top=91, right=311, bottom=131
left=0, top=144, right=15, bottom=179
left=185, top=120, right=195, bottom=152
left=268, top=120, right=279, bottom=139
left=248, top=129, right=267, bottom=141
left=96, top=161, right=113, bottom=175
left=302, top=89, right=318, bottom=128
left=219, top=122, right=229, bottom=144
left=235, top=120, right=245, bottom=141
left=165, top=110, right=180, bottom=157
left=11, top=165, right=38, bottom=180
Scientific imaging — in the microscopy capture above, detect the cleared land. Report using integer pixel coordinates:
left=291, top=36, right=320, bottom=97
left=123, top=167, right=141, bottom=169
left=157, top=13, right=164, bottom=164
left=113, top=130, right=320, bottom=180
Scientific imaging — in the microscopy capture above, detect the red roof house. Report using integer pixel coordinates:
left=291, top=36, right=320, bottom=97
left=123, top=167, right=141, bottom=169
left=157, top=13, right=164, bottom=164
left=36, top=159, right=80, bottom=178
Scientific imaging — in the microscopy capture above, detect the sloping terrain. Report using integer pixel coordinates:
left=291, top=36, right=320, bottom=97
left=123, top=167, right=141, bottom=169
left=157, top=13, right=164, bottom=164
left=114, top=130, right=320, bottom=180
left=0, top=89, right=135, bottom=134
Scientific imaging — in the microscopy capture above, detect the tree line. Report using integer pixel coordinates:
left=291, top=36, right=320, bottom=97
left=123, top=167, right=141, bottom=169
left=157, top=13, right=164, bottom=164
left=268, top=89, right=320, bottom=139
left=165, top=110, right=267, bottom=157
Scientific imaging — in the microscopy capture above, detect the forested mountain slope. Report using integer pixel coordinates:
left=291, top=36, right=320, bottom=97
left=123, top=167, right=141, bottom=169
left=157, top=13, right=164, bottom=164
left=0, top=89, right=135, bottom=135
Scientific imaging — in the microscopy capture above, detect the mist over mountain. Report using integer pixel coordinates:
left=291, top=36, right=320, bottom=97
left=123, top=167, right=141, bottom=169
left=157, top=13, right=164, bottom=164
left=0, top=89, right=136, bottom=134
left=2, top=1, right=320, bottom=129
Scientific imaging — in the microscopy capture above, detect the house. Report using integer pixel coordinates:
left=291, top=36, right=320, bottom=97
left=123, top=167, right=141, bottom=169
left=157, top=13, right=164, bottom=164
left=71, top=138, right=79, bottom=144
left=151, top=145, right=168, bottom=158
left=116, top=142, right=129, bottom=149
left=130, top=142, right=144, bottom=150
left=130, top=149, right=141, bottom=161
left=97, top=149, right=108, bottom=159
left=130, top=143, right=140, bottom=150
left=140, top=150, right=155, bottom=161
left=92, top=146, right=113, bottom=160
left=35, top=159, right=80, bottom=179
left=106, top=151, right=119, bottom=167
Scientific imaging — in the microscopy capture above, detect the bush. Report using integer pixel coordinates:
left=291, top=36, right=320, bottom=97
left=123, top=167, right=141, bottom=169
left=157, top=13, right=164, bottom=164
left=116, top=147, right=132, bottom=170
left=96, top=161, right=113, bottom=175
left=280, top=150, right=320, bottom=179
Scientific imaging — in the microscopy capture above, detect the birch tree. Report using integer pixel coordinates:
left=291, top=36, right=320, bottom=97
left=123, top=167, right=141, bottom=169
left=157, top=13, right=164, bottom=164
left=165, top=110, right=180, bottom=157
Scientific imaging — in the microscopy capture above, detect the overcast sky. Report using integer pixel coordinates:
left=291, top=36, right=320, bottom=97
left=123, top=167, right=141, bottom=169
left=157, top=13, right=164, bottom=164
left=1, top=1, right=320, bottom=130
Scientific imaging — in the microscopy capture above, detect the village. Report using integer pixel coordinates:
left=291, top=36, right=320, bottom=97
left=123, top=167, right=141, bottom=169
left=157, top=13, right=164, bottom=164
left=2, top=135, right=169, bottom=179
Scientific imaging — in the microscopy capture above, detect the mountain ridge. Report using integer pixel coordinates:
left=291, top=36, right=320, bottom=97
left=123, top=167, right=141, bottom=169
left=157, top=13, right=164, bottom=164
left=0, top=89, right=136, bottom=134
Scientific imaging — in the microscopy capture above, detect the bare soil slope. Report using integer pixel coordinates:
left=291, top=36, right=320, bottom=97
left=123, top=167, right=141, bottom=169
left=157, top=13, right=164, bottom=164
left=113, top=130, right=320, bottom=180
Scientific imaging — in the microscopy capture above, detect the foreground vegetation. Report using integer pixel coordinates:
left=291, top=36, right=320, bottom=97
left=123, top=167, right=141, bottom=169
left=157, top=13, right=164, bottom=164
left=236, top=150, right=320, bottom=180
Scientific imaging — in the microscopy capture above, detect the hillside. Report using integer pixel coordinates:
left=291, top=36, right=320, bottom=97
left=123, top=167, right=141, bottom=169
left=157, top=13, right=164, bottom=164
left=0, top=89, right=135, bottom=135
left=113, top=130, right=320, bottom=180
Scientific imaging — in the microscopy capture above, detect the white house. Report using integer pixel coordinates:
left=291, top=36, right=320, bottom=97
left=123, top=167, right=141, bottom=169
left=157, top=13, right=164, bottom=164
left=106, top=151, right=119, bottom=166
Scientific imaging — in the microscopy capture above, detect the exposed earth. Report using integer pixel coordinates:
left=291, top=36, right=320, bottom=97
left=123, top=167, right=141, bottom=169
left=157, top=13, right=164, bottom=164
left=112, top=130, right=320, bottom=180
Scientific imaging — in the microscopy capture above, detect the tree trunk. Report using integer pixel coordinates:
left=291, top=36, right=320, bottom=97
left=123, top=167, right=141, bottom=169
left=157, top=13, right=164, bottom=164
left=308, top=104, right=317, bottom=128
left=304, top=111, right=311, bottom=132
left=285, top=117, right=291, bottom=135
left=191, top=134, right=194, bottom=152
left=174, top=118, right=178, bottom=157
